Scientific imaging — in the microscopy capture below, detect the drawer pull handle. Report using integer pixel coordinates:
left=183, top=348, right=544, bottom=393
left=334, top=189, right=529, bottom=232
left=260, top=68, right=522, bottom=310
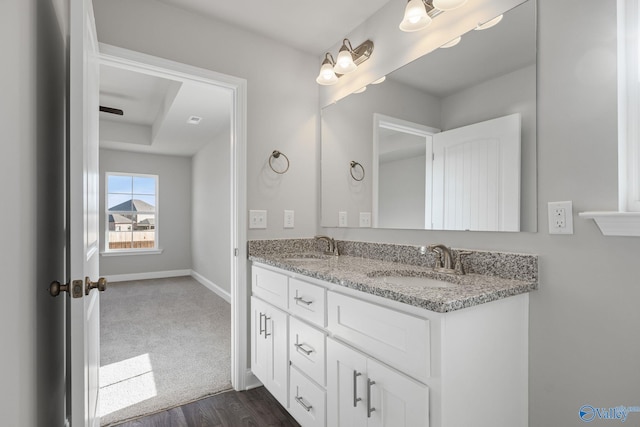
left=295, top=395, right=313, bottom=412
left=353, top=371, right=362, bottom=407
left=367, top=379, right=376, bottom=418
left=294, top=296, right=313, bottom=306
left=264, top=316, right=271, bottom=339
left=259, top=312, right=265, bottom=336
left=294, top=342, right=314, bottom=355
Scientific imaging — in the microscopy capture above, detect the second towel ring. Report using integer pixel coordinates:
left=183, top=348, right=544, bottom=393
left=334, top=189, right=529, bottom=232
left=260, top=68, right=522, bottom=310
left=350, top=161, right=365, bottom=181
left=269, top=150, right=290, bottom=174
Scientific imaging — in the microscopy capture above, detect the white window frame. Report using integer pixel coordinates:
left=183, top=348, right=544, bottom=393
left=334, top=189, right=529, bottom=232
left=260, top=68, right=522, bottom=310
left=104, top=172, right=160, bottom=253
left=579, top=0, right=640, bottom=235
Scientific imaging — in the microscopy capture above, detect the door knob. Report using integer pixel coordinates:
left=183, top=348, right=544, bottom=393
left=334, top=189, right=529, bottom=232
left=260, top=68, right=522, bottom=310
left=85, top=277, right=107, bottom=295
left=49, top=279, right=84, bottom=298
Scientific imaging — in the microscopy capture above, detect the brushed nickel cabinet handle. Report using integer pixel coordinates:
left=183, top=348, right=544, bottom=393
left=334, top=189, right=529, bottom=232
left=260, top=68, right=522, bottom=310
left=367, top=378, right=376, bottom=418
left=295, top=395, right=313, bottom=412
left=353, top=371, right=362, bottom=407
left=259, top=312, right=265, bottom=336
left=294, top=295, right=313, bottom=306
left=294, top=342, right=313, bottom=355
left=264, top=316, right=271, bottom=339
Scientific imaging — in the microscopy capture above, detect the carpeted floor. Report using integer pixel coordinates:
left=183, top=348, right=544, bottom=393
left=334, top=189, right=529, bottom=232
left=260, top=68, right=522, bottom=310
left=99, top=276, right=232, bottom=426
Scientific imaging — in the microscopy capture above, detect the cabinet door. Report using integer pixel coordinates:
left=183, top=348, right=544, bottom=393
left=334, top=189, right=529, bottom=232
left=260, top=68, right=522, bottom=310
left=327, top=339, right=368, bottom=427
left=269, top=305, right=289, bottom=408
left=366, top=358, right=429, bottom=427
left=251, top=296, right=289, bottom=408
left=251, top=296, right=270, bottom=385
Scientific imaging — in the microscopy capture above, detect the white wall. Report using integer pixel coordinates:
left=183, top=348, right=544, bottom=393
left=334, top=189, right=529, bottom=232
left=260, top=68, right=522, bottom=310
left=99, top=148, right=192, bottom=276
left=322, top=1, right=640, bottom=426
left=0, top=0, right=68, bottom=425
left=192, top=131, right=231, bottom=292
left=379, top=154, right=427, bottom=229
left=93, top=0, right=319, bottom=240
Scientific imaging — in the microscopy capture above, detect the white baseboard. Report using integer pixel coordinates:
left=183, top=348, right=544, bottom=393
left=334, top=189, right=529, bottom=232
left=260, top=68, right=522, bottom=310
left=104, top=269, right=191, bottom=283
left=191, top=270, right=231, bottom=303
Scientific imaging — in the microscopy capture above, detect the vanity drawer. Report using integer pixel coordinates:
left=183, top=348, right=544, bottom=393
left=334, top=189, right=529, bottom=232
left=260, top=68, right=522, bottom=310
left=252, top=266, right=288, bottom=309
left=289, top=365, right=326, bottom=427
left=327, top=291, right=431, bottom=382
left=288, top=278, right=326, bottom=327
left=290, top=317, right=326, bottom=387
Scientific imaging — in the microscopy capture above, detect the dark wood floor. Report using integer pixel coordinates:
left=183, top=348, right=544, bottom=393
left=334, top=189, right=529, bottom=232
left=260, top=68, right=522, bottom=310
left=111, top=387, right=300, bottom=427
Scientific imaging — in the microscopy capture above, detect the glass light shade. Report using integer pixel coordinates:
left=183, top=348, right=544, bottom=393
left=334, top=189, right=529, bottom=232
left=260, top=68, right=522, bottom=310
left=399, top=0, right=432, bottom=32
left=334, top=48, right=357, bottom=74
left=440, top=36, right=461, bottom=48
left=475, top=14, right=503, bottom=30
left=316, top=62, right=338, bottom=85
left=432, top=0, right=467, bottom=10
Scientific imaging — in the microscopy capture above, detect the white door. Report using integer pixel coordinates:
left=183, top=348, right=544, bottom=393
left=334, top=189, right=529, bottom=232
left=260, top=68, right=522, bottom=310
left=267, top=304, right=289, bottom=408
left=327, top=339, right=368, bottom=427
left=367, top=358, right=429, bottom=427
left=69, top=0, right=102, bottom=425
left=432, top=114, right=521, bottom=231
left=251, top=297, right=270, bottom=385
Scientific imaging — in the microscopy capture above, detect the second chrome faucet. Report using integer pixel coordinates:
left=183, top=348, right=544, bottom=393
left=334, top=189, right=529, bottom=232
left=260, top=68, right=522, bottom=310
left=315, top=235, right=339, bottom=256
left=426, top=244, right=471, bottom=275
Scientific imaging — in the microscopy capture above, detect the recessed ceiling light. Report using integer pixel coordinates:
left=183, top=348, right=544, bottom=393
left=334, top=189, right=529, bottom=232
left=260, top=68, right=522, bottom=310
left=187, top=116, right=202, bottom=125
left=440, top=36, right=462, bottom=48
left=353, top=86, right=367, bottom=94
left=371, top=76, right=386, bottom=84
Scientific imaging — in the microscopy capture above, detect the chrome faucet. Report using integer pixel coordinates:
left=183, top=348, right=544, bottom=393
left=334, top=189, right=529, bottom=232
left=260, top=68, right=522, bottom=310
left=314, top=235, right=339, bottom=256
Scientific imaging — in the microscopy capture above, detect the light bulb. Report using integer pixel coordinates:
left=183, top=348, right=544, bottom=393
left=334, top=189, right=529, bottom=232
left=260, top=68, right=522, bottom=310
left=433, top=0, right=467, bottom=11
left=399, top=0, right=431, bottom=32
left=334, top=46, right=357, bottom=74
left=316, top=62, right=338, bottom=85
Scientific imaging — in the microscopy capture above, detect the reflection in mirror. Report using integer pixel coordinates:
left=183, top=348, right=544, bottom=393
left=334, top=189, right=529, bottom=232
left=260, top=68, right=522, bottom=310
left=321, top=0, right=536, bottom=232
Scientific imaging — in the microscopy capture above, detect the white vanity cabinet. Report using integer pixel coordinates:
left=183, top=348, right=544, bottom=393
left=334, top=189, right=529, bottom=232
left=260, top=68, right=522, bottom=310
left=250, top=262, right=529, bottom=427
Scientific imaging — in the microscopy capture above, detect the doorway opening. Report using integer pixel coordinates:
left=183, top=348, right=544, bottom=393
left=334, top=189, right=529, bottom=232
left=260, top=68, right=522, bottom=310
left=96, top=44, right=247, bottom=424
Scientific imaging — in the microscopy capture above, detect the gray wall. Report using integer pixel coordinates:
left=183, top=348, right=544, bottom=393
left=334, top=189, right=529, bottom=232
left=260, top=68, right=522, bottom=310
left=0, top=0, right=68, bottom=425
left=379, top=154, right=427, bottom=229
left=326, top=1, right=640, bottom=426
left=93, top=0, right=319, bottom=240
left=192, top=131, right=231, bottom=292
left=99, top=149, right=193, bottom=276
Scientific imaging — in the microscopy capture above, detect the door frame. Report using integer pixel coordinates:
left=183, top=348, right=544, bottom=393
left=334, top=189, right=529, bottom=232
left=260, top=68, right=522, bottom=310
left=98, top=43, right=249, bottom=390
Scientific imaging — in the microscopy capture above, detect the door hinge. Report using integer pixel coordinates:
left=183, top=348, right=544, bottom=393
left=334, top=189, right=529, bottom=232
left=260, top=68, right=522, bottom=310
left=234, top=248, right=239, bottom=257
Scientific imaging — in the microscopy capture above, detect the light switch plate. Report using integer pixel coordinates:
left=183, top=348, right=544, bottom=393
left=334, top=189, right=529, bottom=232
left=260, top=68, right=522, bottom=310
left=249, top=210, right=267, bottom=229
left=359, top=212, right=372, bottom=227
left=283, top=210, right=294, bottom=228
left=338, top=211, right=348, bottom=227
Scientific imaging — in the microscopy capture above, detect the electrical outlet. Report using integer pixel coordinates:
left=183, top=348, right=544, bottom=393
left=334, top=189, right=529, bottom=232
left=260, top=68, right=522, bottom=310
left=548, top=201, right=573, bottom=234
left=283, top=210, right=294, bottom=229
left=359, top=212, right=372, bottom=227
left=249, top=210, right=267, bottom=229
left=338, top=211, right=348, bottom=227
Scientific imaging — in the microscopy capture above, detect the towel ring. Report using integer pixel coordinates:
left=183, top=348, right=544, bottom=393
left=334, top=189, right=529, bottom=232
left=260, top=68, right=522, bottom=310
left=350, top=161, right=365, bottom=181
left=269, top=150, right=290, bottom=174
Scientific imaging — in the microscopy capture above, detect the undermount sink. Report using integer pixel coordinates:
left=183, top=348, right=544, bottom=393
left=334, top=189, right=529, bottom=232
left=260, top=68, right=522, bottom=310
left=368, top=270, right=457, bottom=289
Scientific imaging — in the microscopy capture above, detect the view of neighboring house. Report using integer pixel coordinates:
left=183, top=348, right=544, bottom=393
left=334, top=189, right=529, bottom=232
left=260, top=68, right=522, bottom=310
left=108, top=199, right=156, bottom=249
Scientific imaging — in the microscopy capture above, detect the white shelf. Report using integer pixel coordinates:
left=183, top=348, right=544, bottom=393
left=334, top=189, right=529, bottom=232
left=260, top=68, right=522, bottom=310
left=579, top=211, right=640, bottom=236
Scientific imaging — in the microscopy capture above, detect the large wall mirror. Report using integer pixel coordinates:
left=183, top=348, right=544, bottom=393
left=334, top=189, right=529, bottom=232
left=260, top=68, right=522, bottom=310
left=321, top=0, right=536, bottom=232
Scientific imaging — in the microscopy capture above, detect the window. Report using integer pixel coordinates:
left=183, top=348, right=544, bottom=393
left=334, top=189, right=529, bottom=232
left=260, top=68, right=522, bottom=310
left=106, top=173, right=158, bottom=251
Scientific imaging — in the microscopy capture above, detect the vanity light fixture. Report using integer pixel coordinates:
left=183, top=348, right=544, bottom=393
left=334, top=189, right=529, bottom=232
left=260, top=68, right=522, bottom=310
left=475, top=14, right=503, bottom=30
left=399, top=0, right=433, bottom=32
left=316, top=39, right=374, bottom=85
left=432, top=0, right=467, bottom=10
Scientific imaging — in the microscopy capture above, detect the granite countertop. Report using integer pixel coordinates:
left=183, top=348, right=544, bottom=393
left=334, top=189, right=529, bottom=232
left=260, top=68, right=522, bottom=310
left=249, top=252, right=537, bottom=313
